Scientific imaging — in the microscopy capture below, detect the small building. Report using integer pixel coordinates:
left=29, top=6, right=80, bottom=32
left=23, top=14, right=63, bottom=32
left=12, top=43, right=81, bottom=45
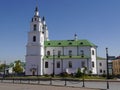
left=97, top=57, right=114, bottom=76
left=112, top=59, right=120, bottom=75
left=97, top=57, right=106, bottom=75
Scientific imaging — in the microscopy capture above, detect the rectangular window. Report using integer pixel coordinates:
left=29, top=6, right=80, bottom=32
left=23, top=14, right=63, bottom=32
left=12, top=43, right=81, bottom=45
left=45, top=62, right=48, bottom=68
left=56, top=61, right=60, bottom=68
left=68, top=61, right=72, bottom=68
left=92, top=61, right=94, bottom=67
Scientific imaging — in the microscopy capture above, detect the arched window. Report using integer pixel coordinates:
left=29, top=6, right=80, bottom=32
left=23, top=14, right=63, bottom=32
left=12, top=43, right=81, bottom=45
left=33, top=36, right=36, bottom=42
left=33, top=24, right=37, bottom=31
left=92, top=50, right=94, bottom=55
left=35, top=18, right=37, bottom=21
left=92, top=61, right=94, bottom=67
left=47, top=51, right=50, bottom=56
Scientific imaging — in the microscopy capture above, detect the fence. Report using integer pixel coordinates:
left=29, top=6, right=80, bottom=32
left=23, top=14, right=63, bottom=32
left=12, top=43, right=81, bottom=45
left=0, top=78, right=113, bottom=89
left=0, top=78, right=84, bottom=87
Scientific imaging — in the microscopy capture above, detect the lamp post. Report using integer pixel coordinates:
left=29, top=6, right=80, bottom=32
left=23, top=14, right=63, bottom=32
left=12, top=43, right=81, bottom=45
left=37, top=65, right=38, bottom=77
left=82, top=67, right=85, bottom=87
left=61, top=58, right=63, bottom=74
left=81, top=52, right=85, bottom=87
left=53, top=49, right=55, bottom=77
left=106, top=48, right=109, bottom=89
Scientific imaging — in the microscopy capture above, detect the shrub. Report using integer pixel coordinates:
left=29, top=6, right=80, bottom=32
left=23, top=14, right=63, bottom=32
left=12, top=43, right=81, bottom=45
left=60, top=72, right=69, bottom=77
left=44, top=74, right=49, bottom=77
left=102, top=73, right=106, bottom=77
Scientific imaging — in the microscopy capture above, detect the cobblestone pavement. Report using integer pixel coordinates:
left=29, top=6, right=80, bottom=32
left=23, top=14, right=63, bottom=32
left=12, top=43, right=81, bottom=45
left=0, top=83, right=100, bottom=90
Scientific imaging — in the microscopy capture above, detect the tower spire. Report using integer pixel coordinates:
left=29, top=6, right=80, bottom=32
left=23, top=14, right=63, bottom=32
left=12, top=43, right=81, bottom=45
left=34, top=0, right=39, bottom=16
left=36, top=0, right=39, bottom=7
left=74, top=33, right=78, bottom=41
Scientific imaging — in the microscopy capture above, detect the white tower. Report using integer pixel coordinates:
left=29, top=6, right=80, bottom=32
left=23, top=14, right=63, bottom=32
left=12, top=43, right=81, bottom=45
left=25, top=6, right=44, bottom=75
left=42, top=16, right=49, bottom=41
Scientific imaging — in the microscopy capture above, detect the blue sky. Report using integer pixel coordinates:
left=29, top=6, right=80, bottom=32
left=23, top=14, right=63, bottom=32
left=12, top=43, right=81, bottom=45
left=0, top=0, right=120, bottom=63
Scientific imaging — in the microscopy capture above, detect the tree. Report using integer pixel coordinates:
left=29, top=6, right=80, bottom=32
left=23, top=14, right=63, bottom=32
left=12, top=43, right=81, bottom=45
left=12, top=60, right=23, bottom=74
left=0, top=64, right=5, bottom=72
left=83, top=67, right=87, bottom=74
left=75, top=68, right=82, bottom=78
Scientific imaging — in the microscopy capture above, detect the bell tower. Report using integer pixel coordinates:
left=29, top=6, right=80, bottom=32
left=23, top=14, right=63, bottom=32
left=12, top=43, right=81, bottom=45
left=25, top=6, right=44, bottom=75
left=42, top=16, right=49, bottom=41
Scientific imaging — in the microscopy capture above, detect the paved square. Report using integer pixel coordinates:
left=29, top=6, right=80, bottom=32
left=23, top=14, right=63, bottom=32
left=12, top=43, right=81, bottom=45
left=0, top=83, right=100, bottom=90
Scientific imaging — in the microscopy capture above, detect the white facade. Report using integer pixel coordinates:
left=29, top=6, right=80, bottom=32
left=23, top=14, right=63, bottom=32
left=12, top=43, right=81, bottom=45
left=44, top=46, right=97, bottom=75
left=25, top=6, right=98, bottom=76
left=44, top=59, right=90, bottom=75
left=97, top=59, right=107, bottom=75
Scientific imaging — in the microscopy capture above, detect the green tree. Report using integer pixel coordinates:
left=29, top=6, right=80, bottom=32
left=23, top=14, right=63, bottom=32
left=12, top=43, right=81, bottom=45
left=83, top=67, right=87, bottom=74
left=12, top=60, right=23, bottom=74
left=0, top=64, right=5, bottom=72
left=75, top=68, right=82, bottom=78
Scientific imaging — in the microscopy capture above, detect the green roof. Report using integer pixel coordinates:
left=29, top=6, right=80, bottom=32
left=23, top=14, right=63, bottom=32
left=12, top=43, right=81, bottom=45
left=44, top=40, right=96, bottom=47
left=97, top=57, right=106, bottom=60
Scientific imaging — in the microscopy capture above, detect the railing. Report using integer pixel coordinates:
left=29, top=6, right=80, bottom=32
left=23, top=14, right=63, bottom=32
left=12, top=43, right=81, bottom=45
left=0, top=78, right=113, bottom=89
left=0, top=78, right=83, bottom=87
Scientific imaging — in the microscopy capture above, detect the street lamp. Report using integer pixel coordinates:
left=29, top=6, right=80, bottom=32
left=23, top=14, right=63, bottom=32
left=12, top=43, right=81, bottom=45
left=106, top=48, right=109, bottom=89
left=37, top=65, right=38, bottom=77
left=61, top=58, right=63, bottom=74
left=81, top=52, right=85, bottom=87
left=82, top=67, right=85, bottom=87
left=53, top=49, right=55, bottom=77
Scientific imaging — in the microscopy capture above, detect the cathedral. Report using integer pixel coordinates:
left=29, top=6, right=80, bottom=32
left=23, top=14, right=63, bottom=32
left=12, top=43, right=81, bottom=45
left=25, top=6, right=97, bottom=76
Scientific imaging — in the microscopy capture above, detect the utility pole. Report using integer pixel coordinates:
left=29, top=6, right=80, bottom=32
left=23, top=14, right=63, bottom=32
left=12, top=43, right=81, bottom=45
left=106, top=48, right=109, bottom=89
